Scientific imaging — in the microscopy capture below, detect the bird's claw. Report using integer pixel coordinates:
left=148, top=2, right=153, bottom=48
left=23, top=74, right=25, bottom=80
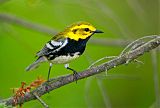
left=73, top=71, right=80, bottom=83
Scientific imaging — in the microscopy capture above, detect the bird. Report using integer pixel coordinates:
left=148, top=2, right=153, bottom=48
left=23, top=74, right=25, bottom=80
left=26, top=21, right=103, bottom=81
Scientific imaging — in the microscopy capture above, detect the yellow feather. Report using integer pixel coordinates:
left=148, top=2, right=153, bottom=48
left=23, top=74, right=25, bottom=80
left=52, top=21, right=96, bottom=41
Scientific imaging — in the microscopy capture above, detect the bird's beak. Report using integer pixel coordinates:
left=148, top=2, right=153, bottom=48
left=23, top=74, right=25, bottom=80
left=94, top=30, right=104, bottom=33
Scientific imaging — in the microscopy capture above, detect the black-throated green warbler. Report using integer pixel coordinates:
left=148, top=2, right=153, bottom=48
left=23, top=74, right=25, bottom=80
left=26, top=22, right=103, bottom=81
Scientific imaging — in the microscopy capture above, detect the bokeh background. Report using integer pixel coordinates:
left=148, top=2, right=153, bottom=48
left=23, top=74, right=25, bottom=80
left=0, top=0, right=159, bottom=108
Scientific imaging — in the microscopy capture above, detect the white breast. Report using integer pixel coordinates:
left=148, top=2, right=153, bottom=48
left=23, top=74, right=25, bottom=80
left=51, top=52, right=80, bottom=64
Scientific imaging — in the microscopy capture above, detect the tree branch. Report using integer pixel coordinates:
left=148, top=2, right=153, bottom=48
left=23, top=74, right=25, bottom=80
left=33, top=92, right=49, bottom=108
left=0, top=13, right=57, bottom=35
left=151, top=49, right=160, bottom=107
left=89, top=38, right=132, bottom=47
left=0, top=36, right=159, bottom=107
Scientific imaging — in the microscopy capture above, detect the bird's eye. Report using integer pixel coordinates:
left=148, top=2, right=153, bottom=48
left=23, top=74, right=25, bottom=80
left=84, top=28, right=89, bottom=32
left=72, top=29, right=78, bottom=34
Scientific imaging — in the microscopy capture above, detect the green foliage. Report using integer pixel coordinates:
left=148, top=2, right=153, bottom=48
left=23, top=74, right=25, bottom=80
left=0, top=0, right=159, bottom=108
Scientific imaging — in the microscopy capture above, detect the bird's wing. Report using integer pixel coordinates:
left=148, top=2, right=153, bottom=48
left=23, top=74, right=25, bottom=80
left=36, top=36, right=68, bottom=57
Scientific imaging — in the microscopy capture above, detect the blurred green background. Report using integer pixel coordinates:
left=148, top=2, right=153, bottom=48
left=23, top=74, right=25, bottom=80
left=0, top=0, right=159, bottom=108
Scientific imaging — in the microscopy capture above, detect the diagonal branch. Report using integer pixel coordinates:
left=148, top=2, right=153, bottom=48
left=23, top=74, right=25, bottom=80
left=0, top=36, right=159, bottom=107
left=33, top=92, right=49, bottom=108
left=0, top=13, right=57, bottom=35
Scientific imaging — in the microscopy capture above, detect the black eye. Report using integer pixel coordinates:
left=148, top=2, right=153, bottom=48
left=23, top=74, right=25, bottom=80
left=84, top=28, right=89, bottom=32
left=72, top=29, right=77, bottom=34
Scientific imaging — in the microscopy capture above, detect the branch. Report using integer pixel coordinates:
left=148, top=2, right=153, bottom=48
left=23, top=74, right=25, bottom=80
left=0, top=36, right=159, bottom=107
left=151, top=50, right=160, bottom=107
left=89, top=38, right=132, bottom=47
left=0, top=13, right=57, bottom=35
left=33, top=92, right=49, bottom=108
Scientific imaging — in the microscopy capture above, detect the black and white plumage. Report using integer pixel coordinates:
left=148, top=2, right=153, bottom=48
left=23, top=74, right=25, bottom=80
left=25, top=22, right=103, bottom=81
left=26, top=37, right=90, bottom=71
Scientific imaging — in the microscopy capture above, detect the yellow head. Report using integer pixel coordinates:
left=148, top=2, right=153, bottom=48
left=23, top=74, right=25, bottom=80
left=61, top=22, right=103, bottom=41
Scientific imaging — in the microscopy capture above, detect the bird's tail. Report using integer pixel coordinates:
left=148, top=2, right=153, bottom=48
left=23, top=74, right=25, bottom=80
left=26, top=56, right=47, bottom=71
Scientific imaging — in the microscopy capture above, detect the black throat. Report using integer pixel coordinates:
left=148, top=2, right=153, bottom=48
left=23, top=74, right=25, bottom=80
left=63, top=36, right=91, bottom=55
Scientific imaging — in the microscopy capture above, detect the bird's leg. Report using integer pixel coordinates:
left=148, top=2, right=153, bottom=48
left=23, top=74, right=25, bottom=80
left=65, top=64, right=79, bottom=83
left=45, top=63, right=53, bottom=93
left=47, top=63, right=53, bottom=81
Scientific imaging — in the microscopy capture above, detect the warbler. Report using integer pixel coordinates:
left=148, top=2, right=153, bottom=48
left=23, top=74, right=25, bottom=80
left=26, top=21, right=103, bottom=81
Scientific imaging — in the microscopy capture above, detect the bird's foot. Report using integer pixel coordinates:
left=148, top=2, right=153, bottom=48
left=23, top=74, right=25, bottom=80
left=72, top=71, right=80, bottom=83
left=45, top=80, right=52, bottom=93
